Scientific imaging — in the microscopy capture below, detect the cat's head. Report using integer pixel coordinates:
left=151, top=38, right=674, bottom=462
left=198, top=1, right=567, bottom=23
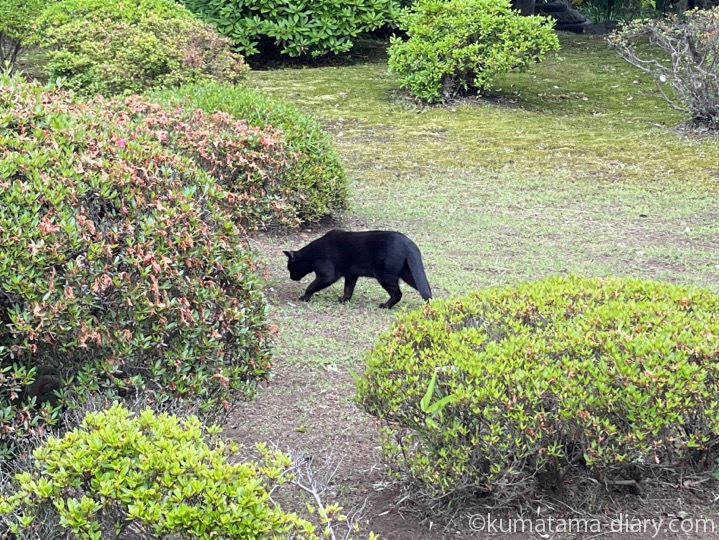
left=283, top=250, right=311, bottom=281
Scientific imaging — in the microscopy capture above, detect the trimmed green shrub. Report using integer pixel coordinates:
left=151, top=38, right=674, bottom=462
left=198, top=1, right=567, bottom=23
left=0, top=404, right=317, bottom=539
left=178, top=0, right=401, bottom=58
left=388, top=0, right=560, bottom=103
left=0, top=74, right=272, bottom=456
left=356, top=276, right=719, bottom=505
left=147, top=81, right=349, bottom=223
left=607, top=8, right=719, bottom=130
left=32, top=0, right=248, bottom=96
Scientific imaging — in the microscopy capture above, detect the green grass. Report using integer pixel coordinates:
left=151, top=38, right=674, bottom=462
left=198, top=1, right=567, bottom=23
left=250, top=35, right=718, bottom=186
left=12, top=46, right=49, bottom=81
left=244, top=40, right=719, bottom=528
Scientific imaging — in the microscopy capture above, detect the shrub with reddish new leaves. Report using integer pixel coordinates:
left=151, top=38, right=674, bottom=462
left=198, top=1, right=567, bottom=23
left=0, top=74, right=272, bottom=457
left=113, top=96, right=300, bottom=229
left=358, top=276, right=719, bottom=508
left=147, top=81, right=349, bottom=224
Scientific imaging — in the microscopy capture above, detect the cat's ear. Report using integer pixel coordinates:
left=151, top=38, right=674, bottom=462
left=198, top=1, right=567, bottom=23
left=283, top=250, right=294, bottom=261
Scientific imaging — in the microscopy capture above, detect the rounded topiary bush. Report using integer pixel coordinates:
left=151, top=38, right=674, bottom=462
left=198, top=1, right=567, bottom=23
left=356, top=276, right=719, bottom=505
left=116, top=94, right=302, bottom=229
left=0, top=74, right=272, bottom=455
left=32, top=0, right=248, bottom=96
left=388, top=0, right=559, bottom=103
left=0, top=0, right=46, bottom=68
left=147, top=81, right=349, bottom=224
left=0, top=404, right=315, bottom=539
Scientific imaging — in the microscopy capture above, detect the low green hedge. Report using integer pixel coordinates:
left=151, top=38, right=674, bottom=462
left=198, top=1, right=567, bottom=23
left=356, top=276, right=719, bottom=504
left=0, top=404, right=316, bottom=539
left=178, top=0, right=400, bottom=58
left=148, top=81, right=349, bottom=224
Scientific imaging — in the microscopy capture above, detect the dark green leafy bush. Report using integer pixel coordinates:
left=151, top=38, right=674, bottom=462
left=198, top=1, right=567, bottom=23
left=32, top=0, right=248, bottom=96
left=388, top=0, right=560, bottom=103
left=0, top=365, right=61, bottom=462
left=607, top=8, right=719, bottom=129
left=357, top=276, right=719, bottom=505
left=147, top=81, right=349, bottom=223
left=0, top=404, right=317, bottom=539
left=0, top=74, right=272, bottom=456
left=575, top=0, right=657, bottom=25
left=179, top=0, right=401, bottom=58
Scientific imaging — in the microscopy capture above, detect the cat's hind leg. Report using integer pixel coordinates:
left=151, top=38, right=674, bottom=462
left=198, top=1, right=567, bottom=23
left=377, top=276, right=402, bottom=309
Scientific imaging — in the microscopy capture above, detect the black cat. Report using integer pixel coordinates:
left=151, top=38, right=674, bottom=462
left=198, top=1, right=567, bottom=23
left=24, top=365, right=62, bottom=407
left=283, top=229, right=432, bottom=309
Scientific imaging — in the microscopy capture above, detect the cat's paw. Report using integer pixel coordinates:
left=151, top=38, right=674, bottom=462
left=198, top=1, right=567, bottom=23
left=339, top=296, right=351, bottom=303
left=378, top=302, right=391, bottom=309
left=299, top=294, right=311, bottom=302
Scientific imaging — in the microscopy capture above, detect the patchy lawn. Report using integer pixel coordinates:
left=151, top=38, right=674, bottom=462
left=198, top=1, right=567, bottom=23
left=227, top=34, right=719, bottom=539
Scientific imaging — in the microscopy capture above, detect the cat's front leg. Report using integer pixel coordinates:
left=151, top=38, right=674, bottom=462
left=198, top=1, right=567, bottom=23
left=340, top=276, right=358, bottom=303
left=300, top=274, right=336, bottom=301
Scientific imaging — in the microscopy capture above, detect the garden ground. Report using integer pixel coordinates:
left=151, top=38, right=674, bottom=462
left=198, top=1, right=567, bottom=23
left=226, top=35, right=719, bottom=539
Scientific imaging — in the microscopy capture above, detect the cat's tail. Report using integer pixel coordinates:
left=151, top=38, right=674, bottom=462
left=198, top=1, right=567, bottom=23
left=407, top=247, right=432, bottom=301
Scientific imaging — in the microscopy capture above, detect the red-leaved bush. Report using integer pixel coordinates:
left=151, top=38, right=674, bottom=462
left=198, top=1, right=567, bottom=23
left=147, top=81, right=350, bottom=224
left=0, top=74, right=274, bottom=456
left=112, top=96, right=300, bottom=229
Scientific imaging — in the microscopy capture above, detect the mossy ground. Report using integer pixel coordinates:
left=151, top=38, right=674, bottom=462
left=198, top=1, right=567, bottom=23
left=229, top=33, right=719, bottom=539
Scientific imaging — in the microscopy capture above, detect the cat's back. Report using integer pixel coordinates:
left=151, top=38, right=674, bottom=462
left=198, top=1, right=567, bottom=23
left=350, top=230, right=413, bottom=250
left=306, top=230, right=411, bottom=258
left=333, top=230, right=406, bottom=243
